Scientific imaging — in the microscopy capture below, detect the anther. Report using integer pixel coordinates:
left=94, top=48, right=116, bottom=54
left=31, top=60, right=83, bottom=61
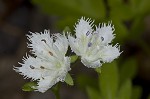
left=88, top=42, right=92, bottom=47
left=101, top=37, right=104, bottom=41
left=30, top=65, right=35, bottom=69
left=42, top=77, right=44, bottom=79
left=41, top=39, right=46, bottom=43
left=40, top=66, right=45, bottom=69
left=49, top=51, right=53, bottom=56
left=86, top=31, right=90, bottom=36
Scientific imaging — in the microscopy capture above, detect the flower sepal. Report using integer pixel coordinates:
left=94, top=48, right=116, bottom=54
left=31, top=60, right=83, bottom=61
left=70, top=55, right=78, bottom=63
left=95, top=67, right=102, bottom=74
left=65, top=73, right=74, bottom=86
left=22, top=82, right=37, bottom=92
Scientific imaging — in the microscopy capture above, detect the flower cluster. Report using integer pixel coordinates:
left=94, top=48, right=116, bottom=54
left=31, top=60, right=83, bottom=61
left=14, top=17, right=121, bottom=93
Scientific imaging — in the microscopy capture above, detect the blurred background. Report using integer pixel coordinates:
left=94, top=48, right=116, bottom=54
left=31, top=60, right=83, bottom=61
left=0, top=0, right=150, bottom=99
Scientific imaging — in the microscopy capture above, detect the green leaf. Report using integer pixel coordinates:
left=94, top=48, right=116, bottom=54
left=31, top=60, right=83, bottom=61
left=130, top=0, right=141, bottom=14
left=99, top=61, right=119, bottom=99
left=76, top=74, right=98, bottom=91
left=132, top=86, right=142, bottom=99
left=86, top=86, right=101, bottom=99
left=32, top=0, right=106, bottom=19
left=32, top=0, right=80, bottom=16
left=110, top=18, right=128, bottom=43
left=131, top=0, right=150, bottom=15
left=87, top=0, right=106, bottom=19
left=108, top=0, right=122, bottom=8
left=120, top=57, right=138, bottom=84
left=70, top=55, right=78, bottom=63
left=117, top=79, right=132, bottom=99
left=138, top=0, right=150, bottom=15
left=130, top=17, right=144, bottom=39
left=110, top=4, right=133, bottom=20
left=56, top=16, right=77, bottom=30
left=22, top=82, right=37, bottom=91
left=65, top=73, right=74, bottom=86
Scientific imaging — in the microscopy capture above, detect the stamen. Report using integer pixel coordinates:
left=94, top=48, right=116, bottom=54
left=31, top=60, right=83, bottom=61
left=88, top=42, right=92, bottom=47
left=49, top=51, right=53, bottom=56
left=30, top=65, right=35, bottom=69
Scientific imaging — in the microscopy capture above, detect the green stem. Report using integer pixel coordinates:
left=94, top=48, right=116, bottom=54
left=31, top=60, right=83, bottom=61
left=51, top=83, right=60, bottom=99
left=54, top=91, right=60, bottom=99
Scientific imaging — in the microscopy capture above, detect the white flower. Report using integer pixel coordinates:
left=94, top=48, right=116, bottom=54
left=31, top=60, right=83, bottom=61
left=95, top=22, right=115, bottom=45
left=68, top=17, right=120, bottom=68
left=14, top=30, right=71, bottom=93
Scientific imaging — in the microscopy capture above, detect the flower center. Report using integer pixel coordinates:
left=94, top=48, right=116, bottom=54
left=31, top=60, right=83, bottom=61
left=101, top=37, right=104, bottom=41
left=86, top=31, right=90, bottom=36
left=88, top=42, right=92, bottom=47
